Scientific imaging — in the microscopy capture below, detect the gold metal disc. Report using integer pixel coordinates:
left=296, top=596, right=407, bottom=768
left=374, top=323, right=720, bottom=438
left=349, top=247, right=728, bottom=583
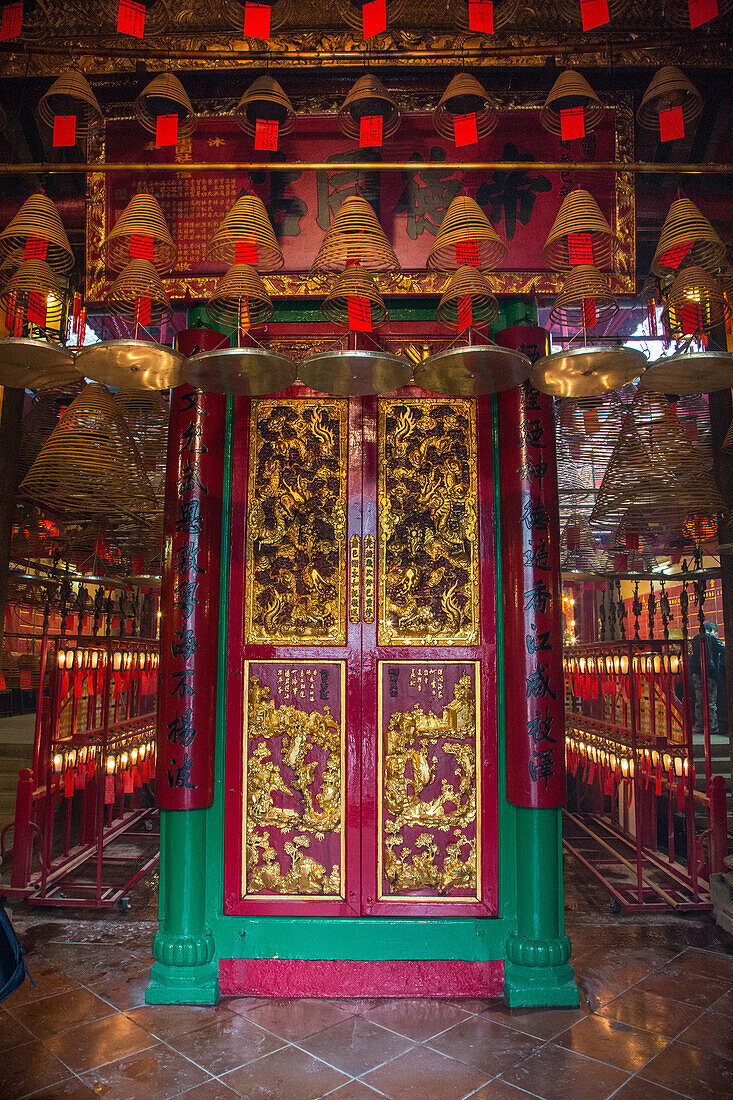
left=299, top=350, right=413, bottom=396
left=0, top=338, right=81, bottom=391
left=76, top=340, right=184, bottom=391
left=637, top=350, right=733, bottom=395
left=531, top=345, right=646, bottom=397
left=414, top=344, right=530, bottom=396
left=182, top=346, right=297, bottom=396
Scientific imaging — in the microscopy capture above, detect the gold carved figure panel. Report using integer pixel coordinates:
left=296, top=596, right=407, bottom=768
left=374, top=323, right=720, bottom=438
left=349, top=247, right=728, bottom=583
left=243, top=661, right=346, bottom=900
left=378, top=661, right=481, bottom=901
left=378, top=399, right=479, bottom=647
left=246, top=400, right=348, bottom=646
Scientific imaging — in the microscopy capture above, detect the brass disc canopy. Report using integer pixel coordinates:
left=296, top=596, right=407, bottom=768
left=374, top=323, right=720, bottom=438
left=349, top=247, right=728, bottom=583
left=76, top=340, right=184, bottom=391
left=637, top=350, right=733, bottom=395
left=531, top=345, right=646, bottom=398
left=414, top=344, right=530, bottom=396
left=183, top=346, right=297, bottom=396
left=299, top=349, right=412, bottom=397
left=0, top=338, right=81, bottom=391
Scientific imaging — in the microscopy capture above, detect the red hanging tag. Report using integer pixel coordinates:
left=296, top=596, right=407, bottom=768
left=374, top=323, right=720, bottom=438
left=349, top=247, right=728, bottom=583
left=19, top=671, right=31, bottom=689
left=655, top=764, right=663, bottom=796
left=587, top=763, right=596, bottom=786
left=104, top=774, right=116, bottom=803
left=73, top=671, right=83, bottom=697
left=457, top=295, right=472, bottom=332
left=679, top=304, right=699, bottom=335
left=583, top=406, right=600, bottom=434
left=359, top=115, right=383, bottom=148
left=0, top=2, right=22, bottom=41
left=453, top=113, right=479, bottom=147
left=676, top=781, right=685, bottom=810
left=72, top=291, right=81, bottom=332
left=117, top=0, right=145, bottom=37
left=0, top=674, right=6, bottom=691
left=468, top=0, right=494, bottom=32
left=659, top=106, right=685, bottom=142
left=87, top=671, right=95, bottom=696
left=64, top=770, right=75, bottom=798
left=123, top=770, right=134, bottom=794
left=87, top=756, right=96, bottom=780
left=129, top=234, right=154, bottom=260
left=567, top=232, right=593, bottom=264
left=254, top=118, right=279, bottom=150
left=239, top=298, right=251, bottom=329
left=235, top=237, right=258, bottom=264
left=26, top=292, right=47, bottom=327
left=131, top=766, right=140, bottom=788
left=688, top=0, right=718, bottom=28
left=78, top=307, right=86, bottom=345
left=134, top=296, right=152, bottom=326
left=560, top=107, right=586, bottom=141
left=53, top=115, right=77, bottom=148
left=75, top=765, right=86, bottom=790
left=141, top=757, right=148, bottom=783
left=647, top=299, right=658, bottom=337
left=347, top=295, right=372, bottom=332
left=114, top=672, right=122, bottom=697
left=362, top=0, right=386, bottom=38
left=580, top=0, right=609, bottom=30
left=243, top=1, right=271, bottom=37
left=24, top=237, right=48, bottom=260
left=581, top=298, right=597, bottom=329
left=626, top=780, right=634, bottom=808
left=455, top=239, right=480, bottom=265
left=156, top=113, right=178, bottom=147
left=658, top=240, right=693, bottom=269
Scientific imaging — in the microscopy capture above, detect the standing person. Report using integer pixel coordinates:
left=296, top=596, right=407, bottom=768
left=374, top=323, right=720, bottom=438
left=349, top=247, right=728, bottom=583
left=690, top=620, right=726, bottom=734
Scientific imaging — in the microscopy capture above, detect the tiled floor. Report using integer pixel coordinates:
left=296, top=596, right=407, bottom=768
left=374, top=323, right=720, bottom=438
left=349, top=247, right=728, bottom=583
left=1, top=857, right=732, bottom=1099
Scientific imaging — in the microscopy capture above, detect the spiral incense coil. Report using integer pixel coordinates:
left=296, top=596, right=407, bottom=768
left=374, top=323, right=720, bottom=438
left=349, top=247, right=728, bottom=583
left=662, top=266, right=731, bottom=336
left=556, top=0, right=629, bottom=25
left=427, top=196, right=507, bottom=271
left=114, top=388, right=169, bottom=500
left=542, top=189, right=615, bottom=270
left=666, top=0, right=731, bottom=28
left=650, top=198, right=726, bottom=276
left=337, top=0, right=406, bottom=33
left=311, top=195, right=400, bottom=274
left=337, top=74, right=401, bottom=141
left=0, top=259, right=66, bottom=323
left=320, top=265, right=389, bottom=329
left=435, top=265, right=499, bottom=329
left=206, top=195, right=284, bottom=271
left=235, top=75, right=296, bottom=137
left=451, top=0, right=520, bottom=32
left=134, top=72, right=196, bottom=138
left=102, top=0, right=170, bottom=35
left=636, top=66, right=703, bottom=133
left=0, top=194, right=74, bottom=275
left=549, top=266, right=619, bottom=329
left=540, top=69, right=604, bottom=136
left=107, top=259, right=171, bottom=324
left=102, top=193, right=177, bottom=274
left=220, top=0, right=292, bottom=35
left=206, top=263, right=274, bottom=329
left=0, top=248, right=25, bottom=290
left=38, top=70, right=103, bottom=138
left=433, top=72, right=497, bottom=141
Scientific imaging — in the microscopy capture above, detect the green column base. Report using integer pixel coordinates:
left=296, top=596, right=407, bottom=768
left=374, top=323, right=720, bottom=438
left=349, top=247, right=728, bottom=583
left=504, top=959, right=580, bottom=1009
left=146, top=959, right=219, bottom=1005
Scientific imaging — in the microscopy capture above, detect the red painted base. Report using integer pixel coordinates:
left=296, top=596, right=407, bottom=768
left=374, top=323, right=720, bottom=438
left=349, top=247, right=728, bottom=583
left=219, top=958, right=504, bottom=998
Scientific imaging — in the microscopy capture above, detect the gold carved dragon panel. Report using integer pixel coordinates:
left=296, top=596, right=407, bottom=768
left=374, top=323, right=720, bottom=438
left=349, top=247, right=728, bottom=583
left=378, top=661, right=481, bottom=901
left=243, top=661, right=345, bottom=900
left=378, top=399, right=479, bottom=647
left=246, top=400, right=348, bottom=646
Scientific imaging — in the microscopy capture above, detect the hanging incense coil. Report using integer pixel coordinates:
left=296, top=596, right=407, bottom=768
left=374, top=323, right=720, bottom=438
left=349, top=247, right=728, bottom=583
left=321, top=265, right=388, bottom=328
left=427, top=196, right=507, bottom=271
left=542, top=189, right=615, bottom=270
left=667, top=0, right=732, bottom=28
left=650, top=197, right=726, bottom=276
left=557, top=0, right=629, bottom=26
left=0, top=248, right=25, bottom=290
left=206, top=195, right=284, bottom=271
left=636, top=66, right=703, bottom=133
left=102, top=0, right=170, bottom=35
left=18, top=386, right=85, bottom=482
left=452, top=0, right=520, bottom=32
left=107, top=259, right=172, bottom=324
left=0, top=194, right=74, bottom=274
left=114, top=388, right=169, bottom=500
left=134, top=72, right=196, bottom=137
left=337, top=74, right=401, bottom=141
left=560, top=513, right=609, bottom=573
left=102, top=193, right=177, bottom=274
left=549, top=266, right=619, bottom=329
left=0, top=259, right=67, bottom=327
left=662, top=266, right=731, bottom=336
left=540, top=69, right=604, bottom=136
left=337, top=0, right=406, bottom=33
left=435, top=265, right=499, bottom=329
left=38, top=70, right=103, bottom=138
left=235, top=75, right=296, bottom=137
left=220, top=0, right=292, bottom=34
left=206, top=264, right=274, bottom=329
left=311, top=195, right=400, bottom=274
left=433, top=72, right=497, bottom=141
left=20, top=382, right=157, bottom=519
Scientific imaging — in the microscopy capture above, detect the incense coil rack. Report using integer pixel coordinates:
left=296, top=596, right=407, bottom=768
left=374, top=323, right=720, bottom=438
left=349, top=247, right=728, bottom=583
left=311, top=196, right=400, bottom=274
left=636, top=66, right=703, bottom=133
left=0, top=259, right=67, bottom=327
left=540, top=69, right=604, bottom=136
left=433, top=72, right=497, bottom=141
left=662, top=266, right=731, bottom=336
left=107, top=259, right=172, bottom=325
left=235, top=76, right=296, bottom=137
left=206, top=264, right=274, bottom=329
left=650, top=198, right=726, bottom=276
left=321, top=265, right=389, bottom=328
left=549, top=266, right=619, bottom=329
left=337, top=74, right=401, bottom=141
left=542, top=189, right=615, bottom=270
left=0, top=194, right=74, bottom=275
left=427, top=196, right=507, bottom=271
left=134, top=72, right=196, bottom=138
left=102, top=193, right=177, bottom=274
left=435, top=266, right=499, bottom=329
left=38, top=70, right=103, bottom=138
left=206, top=195, right=284, bottom=271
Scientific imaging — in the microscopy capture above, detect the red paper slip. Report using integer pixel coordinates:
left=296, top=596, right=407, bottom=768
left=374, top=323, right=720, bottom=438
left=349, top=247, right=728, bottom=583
left=567, top=232, right=593, bottom=264
left=0, top=2, right=22, bottom=41
left=659, top=105, right=685, bottom=142
left=347, top=296, right=372, bottom=331
left=134, top=297, right=152, bottom=326
left=583, top=406, right=600, bottom=435
left=658, top=240, right=693, bottom=269
left=457, top=295, right=472, bottom=332
left=240, top=298, right=251, bottom=329
left=679, top=305, right=700, bottom=334
left=581, top=298, right=597, bottom=329
left=580, top=0, right=609, bottom=30
left=156, top=114, right=179, bottom=147
left=453, top=113, right=478, bottom=147
left=235, top=238, right=258, bottom=264
left=26, top=292, right=47, bottom=327
left=53, top=115, right=77, bottom=148
left=19, top=671, right=31, bottom=689
left=560, top=107, right=585, bottom=141
left=255, top=118, right=279, bottom=151
left=468, top=0, right=494, bottom=33
left=455, top=239, right=480, bottom=265
left=24, top=237, right=48, bottom=260
left=130, top=234, right=154, bottom=260
left=362, top=0, right=386, bottom=38
left=243, top=1, right=271, bottom=37
left=359, top=115, right=383, bottom=148
left=688, top=0, right=718, bottom=28
left=117, top=0, right=145, bottom=37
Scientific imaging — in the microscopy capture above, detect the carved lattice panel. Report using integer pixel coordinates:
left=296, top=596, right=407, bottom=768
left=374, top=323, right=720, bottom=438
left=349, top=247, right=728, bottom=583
left=378, top=661, right=481, bottom=901
left=245, top=399, right=348, bottom=645
left=243, top=660, right=346, bottom=900
left=378, top=398, right=479, bottom=647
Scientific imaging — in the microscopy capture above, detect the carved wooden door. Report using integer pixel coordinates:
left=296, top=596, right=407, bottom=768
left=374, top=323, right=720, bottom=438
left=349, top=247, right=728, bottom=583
left=224, top=390, right=498, bottom=919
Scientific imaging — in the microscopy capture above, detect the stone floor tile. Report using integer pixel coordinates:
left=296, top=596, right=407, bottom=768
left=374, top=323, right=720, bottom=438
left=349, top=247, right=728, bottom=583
left=675, top=1008, right=733, bottom=1060
left=42, top=1011, right=156, bottom=1073
left=124, top=1001, right=234, bottom=1041
left=635, top=969, right=731, bottom=1009
left=298, top=1016, right=414, bottom=1077
left=171, top=1082, right=242, bottom=1100
left=360, top=999, right=471, bottom=1041
left=19, top=1076, right=97, bottom=1098
left=6, top=986, right=116, bottom=1039
left=0, top=1040, right=77, bottom=1100
left=244, top=997, right=354, bottom=1041
left=427, top=1014, right=543, bottom=1076
left=597, top=988, right=703, bottom=1038
left=444, top=998, right=498, bottom=1014
left=470, top=1081, right=549, bottom=1100
left=80, top=1040, right=211, bottom=1099
left=321, top=1083, right=387, bottom=1100
left=498, top=1043, right=630, bottom=1100
left=555, top=1013, right=669, bottom=1072
left=709, top=987, right=733, bottom=1017
left=222, top=996, right=273, bottom=1016
left=639, top=1040, right=733, bottom=1098
left=88, top=970, right=150, bottom=1012
left=165, top=1013, right=285, bottom=1075
left=605, top=1076, right=689, bottom=1099
left=361, top=1045, right=489, bottom=1100
left=221, top=1045, right=349, bottom=1100
left=39, top=944, right=148, bottom=986
left=478, top=1001, right=588, bottom=1040
left=0, top=1008, right=35, bottom=1052
left=664, top=949, right=733, bottom=982
left=2, top=961, right=80, bottom=1008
